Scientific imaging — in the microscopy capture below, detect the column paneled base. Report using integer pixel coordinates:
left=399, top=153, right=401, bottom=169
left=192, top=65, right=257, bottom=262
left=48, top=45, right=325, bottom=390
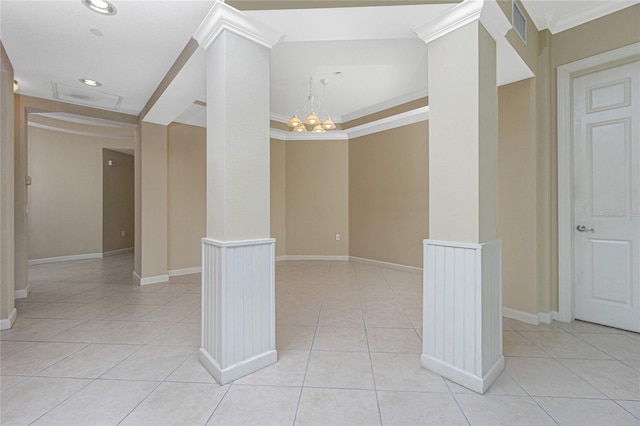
left=200, top=237, right=276, bottom=385
left=422, top=239, right=503, bottom=394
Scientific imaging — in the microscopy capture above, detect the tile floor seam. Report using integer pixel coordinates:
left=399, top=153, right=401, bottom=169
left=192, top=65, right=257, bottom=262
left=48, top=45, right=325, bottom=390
left=203, top=383, right=233, bottom=425
left=570, top=330, right=636, bottom=362
left=512, top=329, right=557, bottom=359
left=358, top=277, right=384, bottom=426
left=613, top=399, right=640, bottom=421
left=26, top=376, right=97, bottom=425
left=114, top=379, right=165, bottom=425
left=449, top=392, right=473, bottom=425
left=292, top=264, right=321, bottom=426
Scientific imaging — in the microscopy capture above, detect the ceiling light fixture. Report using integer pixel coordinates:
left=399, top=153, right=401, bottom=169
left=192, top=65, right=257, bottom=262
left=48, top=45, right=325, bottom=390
left=79, top=78, right=102, bottom=87
left=13, top=80, right=19, bottom=92
left=81, top=0, right=117, bottom=15
left=288, top=77, right=336, bottom=133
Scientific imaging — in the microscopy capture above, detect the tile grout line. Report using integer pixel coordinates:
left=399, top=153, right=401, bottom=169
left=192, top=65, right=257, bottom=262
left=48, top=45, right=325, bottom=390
left=292, top=263, right=322, bottom=426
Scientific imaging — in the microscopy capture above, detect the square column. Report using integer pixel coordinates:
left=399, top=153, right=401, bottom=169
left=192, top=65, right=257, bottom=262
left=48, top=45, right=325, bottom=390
left=195, top=3, right=281, bottom=385
left=415, top=3, right=509, bottom=392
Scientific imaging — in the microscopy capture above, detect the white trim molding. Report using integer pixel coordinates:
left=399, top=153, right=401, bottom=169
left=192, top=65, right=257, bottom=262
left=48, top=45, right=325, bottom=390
left=341, top=88, right=428, bottom=123
left=422, top=239, right=503, bottom=394
left=557, top=42, right=640, bottom=324
left=413, top=0, right=483, bottom=44
left=132, top=271, right=169, bottom=286
left=0, top=308, right=17, bottom=330
left=349, top=256, right=422, bottom=275
left=277, top=255, right=349, bottom=262
left=271, top=107, right=429, bottom=141
left=28, top=253, right=103, bottom=265
left=168, top=267, right=202, bottom=277
left=200, top=237, right=277, bottom=384
left=14, top=287, right=30, bottom=299
left=103, top=247, right=134, bottom=257
left=503, top=307, right=556, bottom=325
left=194, top=1, right=283, bottom=50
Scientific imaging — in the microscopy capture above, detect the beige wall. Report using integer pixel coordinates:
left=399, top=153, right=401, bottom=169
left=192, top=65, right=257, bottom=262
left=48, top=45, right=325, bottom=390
left=14, top=95, right=138, bottom=292
left=497, top=78, right=538, bottom=314
left=1, top=41, right=15, bottom=322
left=139, top=122, right=168, bottom=278
left=102, top=149, right=134, bottom=254
left=547, top=4, right=640, bottom=310
left=167, top=123, right=206, bottom=271
left=27, top=122, right=133, bottom=260
left=285, top=140, right=349, bottom=256
left=270, top=139, right=286, bottom=257
left=349, top=122, right=428, bottom=268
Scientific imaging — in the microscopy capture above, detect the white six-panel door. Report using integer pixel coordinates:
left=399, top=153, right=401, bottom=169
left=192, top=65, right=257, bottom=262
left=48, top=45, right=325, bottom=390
left=572, top=59, right=640, bottom=332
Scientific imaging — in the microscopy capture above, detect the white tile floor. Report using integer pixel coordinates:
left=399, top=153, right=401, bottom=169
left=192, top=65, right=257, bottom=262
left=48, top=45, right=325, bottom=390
left=1, top=254, right=639, bottom=425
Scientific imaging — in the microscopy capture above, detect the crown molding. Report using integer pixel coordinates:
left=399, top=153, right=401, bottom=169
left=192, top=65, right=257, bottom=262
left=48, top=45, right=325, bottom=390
left=194, top=1, right=283, bottom=50
left=413, top=0, right=483, bottom=44
left=341, top=88, right=428, bottom=124
left=348, top=106, right=429, bottom=139
left=550, top=0, right=638, bottom=34
left=270, top=112, right=291, bottom=124
left=520, top=0, right=638, bottom=35
left=271, top=106, right=429, bottom=141
left=413, top=0, right=510, bottom=44
left=28, top=121, right=134, bottom=140
left=270, top=128, right=349, bottom=141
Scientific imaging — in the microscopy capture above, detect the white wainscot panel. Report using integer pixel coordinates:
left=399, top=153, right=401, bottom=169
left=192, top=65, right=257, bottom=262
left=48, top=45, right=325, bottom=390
left=422, top=239, right=503, bottom=394
left=200, top=237, right=277, bottom=384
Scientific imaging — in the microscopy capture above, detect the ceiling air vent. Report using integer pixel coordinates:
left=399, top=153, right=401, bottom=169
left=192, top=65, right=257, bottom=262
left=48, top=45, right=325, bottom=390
left=52, top=82, right=123, bottom=110
left=512, top=0, right=527, bottom=44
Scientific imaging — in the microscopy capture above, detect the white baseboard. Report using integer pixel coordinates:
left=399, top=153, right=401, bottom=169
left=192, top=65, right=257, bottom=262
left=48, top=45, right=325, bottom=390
left=421, top=353, right=504, bottom=394
left=103, top=247, right=134, bottom=257
left=28, top=252, right=103, bottom=265
left=277, top=255, right=349, bottom=261
left=199, top=347, right=277, bottom=385
left=0, top=308, right=17, bottom=330
left=14, top=286, right=30, bottom=299
left=132, top=271, right=169, bottom=286
left=168, top=267, right=202, bottom=277
left=503, top=307, right=539, bottom=325
left=503, top=307, right=559, bottom=325
left=349, top=256, right=422, bottom=274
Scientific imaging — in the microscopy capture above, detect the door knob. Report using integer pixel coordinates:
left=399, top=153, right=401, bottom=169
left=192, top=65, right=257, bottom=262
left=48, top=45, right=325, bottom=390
left=576, top=224, right=595, bottom=232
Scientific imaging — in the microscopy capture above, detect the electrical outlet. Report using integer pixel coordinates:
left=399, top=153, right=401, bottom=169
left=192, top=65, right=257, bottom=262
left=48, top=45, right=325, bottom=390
left=121, top=230, right=126, bottom=237
left=335, top=234, right=341, bottom=241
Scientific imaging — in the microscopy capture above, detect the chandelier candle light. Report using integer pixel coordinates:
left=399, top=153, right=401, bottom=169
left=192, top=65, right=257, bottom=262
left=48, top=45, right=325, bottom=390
left=288, top=77, right=336, bottom=133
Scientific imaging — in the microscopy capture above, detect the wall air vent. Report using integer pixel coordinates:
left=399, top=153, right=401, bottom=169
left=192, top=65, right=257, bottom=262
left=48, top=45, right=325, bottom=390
left=512, top=0, right=527, bottom=44
left=52, top=82, right=123, bottom=110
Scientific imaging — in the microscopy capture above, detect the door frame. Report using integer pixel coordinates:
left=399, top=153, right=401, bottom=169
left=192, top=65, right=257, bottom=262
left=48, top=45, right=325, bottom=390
left=557, top=42, right=640, bottom=323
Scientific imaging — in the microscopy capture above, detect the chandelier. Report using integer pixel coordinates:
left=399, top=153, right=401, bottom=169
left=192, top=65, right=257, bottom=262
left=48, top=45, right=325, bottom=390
left=287, top=77, right=336, bottom=133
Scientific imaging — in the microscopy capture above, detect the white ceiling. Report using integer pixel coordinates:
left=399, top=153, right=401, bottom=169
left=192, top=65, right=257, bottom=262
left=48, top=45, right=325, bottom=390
left=1, top=0, right=215, bottom=115
left=3, top=0, right=636, bottom=125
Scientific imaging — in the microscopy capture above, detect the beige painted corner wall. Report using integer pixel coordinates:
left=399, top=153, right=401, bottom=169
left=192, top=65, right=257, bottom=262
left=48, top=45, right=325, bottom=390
left=139, top=122, right=168, bottom=278
left=270, top=139, right=286, bottom=257
left=547, top=4, right=640, bottom=310
left=285, top=140, right=349, bottom=256
left=102, top=149, right=134, bottom=254
left=1, top=41, right=15, bottom=321
left=497, top=78, right=538, bottom=314
left=167, top=123, right=206, bottom=271
left=27, top=125, right=133, bottom=260
left=349, top=122, right=428, bottom=268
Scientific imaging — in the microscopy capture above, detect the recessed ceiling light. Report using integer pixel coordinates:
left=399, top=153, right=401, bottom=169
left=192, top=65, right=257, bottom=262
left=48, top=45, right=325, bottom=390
left=81, top=0, right=117, bottom=16
left=90, top=28, right=104, bottom=36
left=79, top=78, right=102, bottom=87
